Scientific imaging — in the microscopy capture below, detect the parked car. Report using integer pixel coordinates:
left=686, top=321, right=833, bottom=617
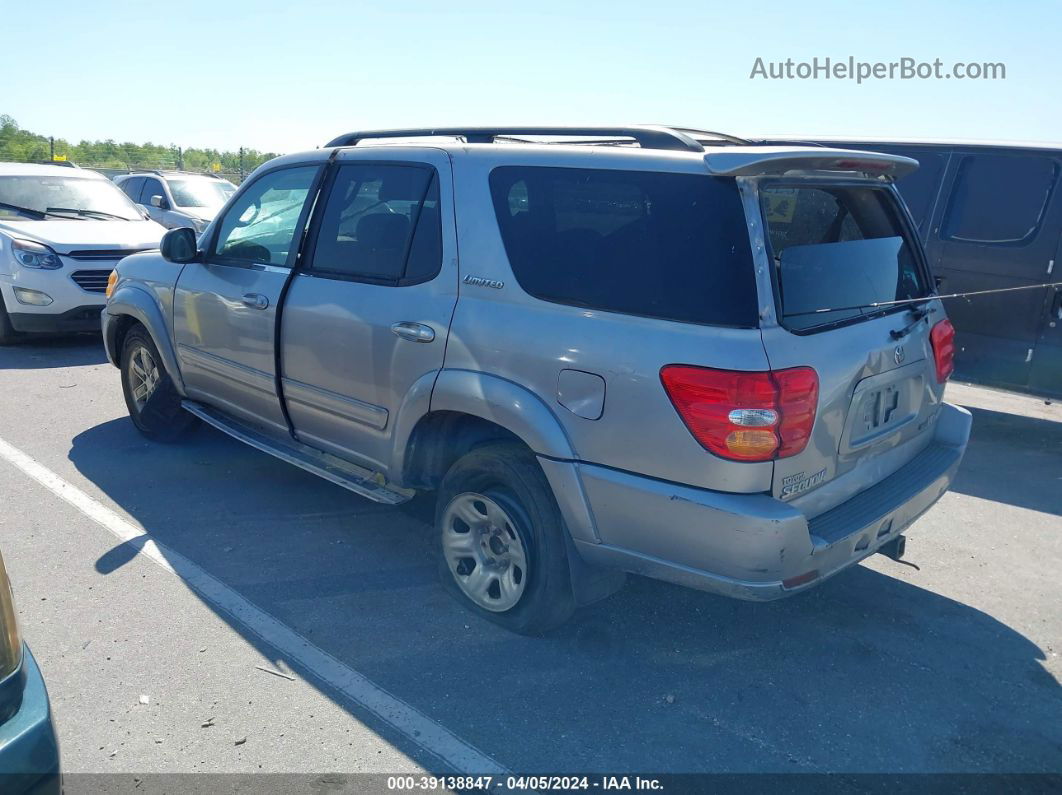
left=114, top=171, right=236, bottom=233
left=792, top=138, right=1062, bottom=399
left=0, top=164, right=166, bottom=343
left=0, top=547, right=60, bottom=793
left=102, top=126, right=972, bottom=634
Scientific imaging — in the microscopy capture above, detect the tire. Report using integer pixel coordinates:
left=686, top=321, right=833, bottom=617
left=120, top=324, right=198, bottom=442
left=435, top=441, right=575, bottom=634
left=0, top=292, right=23, bottom=345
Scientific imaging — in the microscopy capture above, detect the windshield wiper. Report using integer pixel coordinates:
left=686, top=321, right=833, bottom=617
left=46, top=207, right=130, bottom=221
left=0, top=201, right=49, bottom=220
left=890, top=306, right=930, bottom=340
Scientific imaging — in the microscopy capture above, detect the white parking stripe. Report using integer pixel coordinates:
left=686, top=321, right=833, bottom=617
left=0, top=435, right=507, bottom=775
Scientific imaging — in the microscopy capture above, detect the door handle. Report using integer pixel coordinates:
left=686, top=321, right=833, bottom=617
left=241, top=293, right=269, bottom=310
left=1052, top=288, right=1062, bottom=320
left=390, top=321, right=435, bottom=343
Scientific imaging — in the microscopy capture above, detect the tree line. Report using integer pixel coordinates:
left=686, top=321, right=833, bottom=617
left=0, top=115, right=280, bottom=178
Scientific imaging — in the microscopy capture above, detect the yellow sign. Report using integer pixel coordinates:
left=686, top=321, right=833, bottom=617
left=52, top=154, right=67, bottom=162
left=211, top=162, right=222, bottom=173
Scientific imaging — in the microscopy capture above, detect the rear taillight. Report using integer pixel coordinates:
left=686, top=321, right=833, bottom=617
left=930, top=318, right=956, bottom=383
left=660, top=365, right=819, bottom=462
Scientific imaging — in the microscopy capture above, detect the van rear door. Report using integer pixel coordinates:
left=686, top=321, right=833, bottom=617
left=750, top=178, right=950, bottom=516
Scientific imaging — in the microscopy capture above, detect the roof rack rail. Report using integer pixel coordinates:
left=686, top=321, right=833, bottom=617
left=325, top=126, right=720, bottom=153
left=664, top=127, right=753, bottom=146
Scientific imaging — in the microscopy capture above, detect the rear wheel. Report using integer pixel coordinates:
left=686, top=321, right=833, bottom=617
left=0, top=293, right=23, bottom=345
left=436, top=442, right=575, bottom=634
left=120, top=325, right=198, bottom=441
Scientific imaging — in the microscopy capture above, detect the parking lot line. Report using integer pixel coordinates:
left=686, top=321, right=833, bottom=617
left=0, top=434, right=507, bottom=775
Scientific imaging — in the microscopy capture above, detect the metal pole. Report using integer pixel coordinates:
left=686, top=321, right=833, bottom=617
left=49, top=137, right=54, bottom=161
left=239, top=147, right=245, bottom=180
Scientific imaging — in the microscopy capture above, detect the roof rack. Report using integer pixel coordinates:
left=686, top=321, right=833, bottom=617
left=662, top=127, right=753, bottom=146
left=324, top=126, right=750, bottom=153
left=126, top=169, right=227, bottom=179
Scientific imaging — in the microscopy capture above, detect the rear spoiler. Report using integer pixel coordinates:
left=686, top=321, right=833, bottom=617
left=704, top=147, right=919, bottom=180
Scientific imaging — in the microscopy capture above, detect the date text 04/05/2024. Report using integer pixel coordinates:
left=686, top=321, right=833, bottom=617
left=385, top=776, right=664, bottom=791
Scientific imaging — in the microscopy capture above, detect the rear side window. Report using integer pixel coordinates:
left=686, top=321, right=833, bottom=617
left=308, top=164, right=442, bottom=284
left=943, top=154, right=1058, bottom=244
left=762, top=185, right=929, bottom=332
left=489, top=167, right=758, bottom=327
left=119, top=177, right=143, bottom=201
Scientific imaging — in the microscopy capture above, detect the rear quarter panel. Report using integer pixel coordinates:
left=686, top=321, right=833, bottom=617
left=445, top=149, right=774, bottom=493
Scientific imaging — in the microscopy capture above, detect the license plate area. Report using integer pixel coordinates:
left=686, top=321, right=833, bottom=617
left=840, top=363, right=925, bottom=454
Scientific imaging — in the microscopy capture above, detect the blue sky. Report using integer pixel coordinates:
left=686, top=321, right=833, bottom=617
left=5, top=0, right=1059, bottom=153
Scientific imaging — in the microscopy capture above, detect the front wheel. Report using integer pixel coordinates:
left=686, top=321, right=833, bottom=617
left=436, top=442, right=575, bottom=634
left=120, top=325, right=198, bottom=441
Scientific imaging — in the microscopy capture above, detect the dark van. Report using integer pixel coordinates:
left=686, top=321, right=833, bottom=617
left=805, top=139, right=1062, bottom=399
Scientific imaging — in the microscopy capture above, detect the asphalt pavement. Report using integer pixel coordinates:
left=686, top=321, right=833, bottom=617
left=0, top=336, right=1059, bottom=776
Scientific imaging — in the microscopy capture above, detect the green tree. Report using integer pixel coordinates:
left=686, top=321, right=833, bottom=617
left=0, top=114, right=280, bottom=180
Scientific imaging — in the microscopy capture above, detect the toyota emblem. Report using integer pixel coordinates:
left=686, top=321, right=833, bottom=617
left=894, top=345, right=906, bottom=365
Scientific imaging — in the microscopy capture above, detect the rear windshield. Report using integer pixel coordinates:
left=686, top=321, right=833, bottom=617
left=489, top=167, right=758, bottom=327
left=761, top=184, right=929, bottom=332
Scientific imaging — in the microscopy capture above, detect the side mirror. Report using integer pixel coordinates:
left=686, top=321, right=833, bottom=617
left=160, top=227, right=199, bottom=263
left=149, top=194, right=169, bottom=210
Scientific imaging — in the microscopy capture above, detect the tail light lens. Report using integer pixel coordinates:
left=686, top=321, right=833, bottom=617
left=930, top=318, right=956, bottom=383
left=660, top=365, right=819, bottom=462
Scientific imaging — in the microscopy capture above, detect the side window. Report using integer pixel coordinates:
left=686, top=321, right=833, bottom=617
left=489, top=166, right=758, bottom=327
left=140, top=178, right=166, bottom=205
left=121, top=177, right=143, bottom=201
left=943, top=154, right=1059, bottom=244
left=212, top=166, right=319, bottom=266
left=308, top=164, right=441, bottom=283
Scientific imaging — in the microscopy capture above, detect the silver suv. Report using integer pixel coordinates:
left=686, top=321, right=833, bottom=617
left=102, top=126, right=972, bottom=634
left=114, top=171, right=236, bottom=233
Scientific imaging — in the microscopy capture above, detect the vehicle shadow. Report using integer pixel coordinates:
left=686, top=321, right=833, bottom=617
left=949, top=406, right=1062, bottom=516
left=0, top=335, right=108, bottom=369
left=67, top=417, right=1061, bottom=774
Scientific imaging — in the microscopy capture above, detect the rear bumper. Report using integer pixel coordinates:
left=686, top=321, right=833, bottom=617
left=556, top=402, right=972, bottom=600
left=0, top=646, right=61, bottom=794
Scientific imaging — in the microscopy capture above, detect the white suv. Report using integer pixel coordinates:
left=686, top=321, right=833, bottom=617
left=114, top=171, right=236, bottom=233
left=0, top=163, right=166, bottom=343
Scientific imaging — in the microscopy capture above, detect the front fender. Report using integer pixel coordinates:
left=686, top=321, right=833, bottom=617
left=103, top=284, right=185, bottom=395
left=427, top=369, right=577, bottom=460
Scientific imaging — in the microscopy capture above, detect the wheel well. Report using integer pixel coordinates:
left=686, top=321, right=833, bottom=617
left=111, top=314, right=141, bottom=360
left=403, top=412, right=528, bottom=490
